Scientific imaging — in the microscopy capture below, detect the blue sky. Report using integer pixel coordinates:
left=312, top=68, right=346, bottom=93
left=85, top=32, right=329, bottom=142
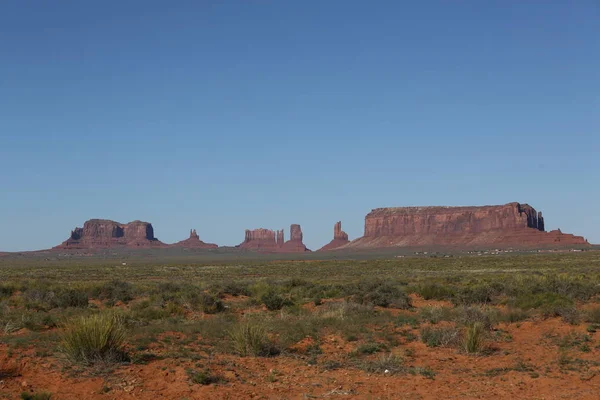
left=1, top=1, right=598, bottom=251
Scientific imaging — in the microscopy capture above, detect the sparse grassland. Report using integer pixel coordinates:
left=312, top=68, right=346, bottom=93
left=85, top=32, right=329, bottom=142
left=0, top=250, right=600, bottom=398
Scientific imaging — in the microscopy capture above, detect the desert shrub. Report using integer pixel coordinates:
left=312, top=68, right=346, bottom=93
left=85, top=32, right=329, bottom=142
left=453, top=306, right=495, bottom=330
left=187, top=368, right=225, bottom=385
left=198, top=293, right=225, bottom=314
left=498, top=308, right=530, bottom=323
left=54, top=288, right=89, bottom=308
left=414, top=283, right=454, bottom=300
left=0, top=284, right=16, bottom=300
left=261, top=290, right=287, bottom=311
left=463, top=323, right=485, bottom=354
left=228, top=321, right=279, bottom=357
left=216, top=281, right=251, bottom=297
left=419, top=306, right=453, bottom=324
left=355, top=342, right=387, bottom=355
left=356, top=353, right=404, bottom=374
left=93, top=280, right=134, bottom=304
left=420, top=326, right=461, bottom=348
left=355, top=282, right=411, bottom=309
left=584, top=306, right=600, bottom=324
left=20, top=393, right=52, bottom=400
left=59, top=312, right=128, bottom=365
left=452, top=284, right=493, bottom=305
left=510, top=292, right=575, bottom=320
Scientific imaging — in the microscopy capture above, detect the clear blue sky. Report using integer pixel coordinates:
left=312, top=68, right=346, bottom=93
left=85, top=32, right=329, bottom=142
left=1, top=1, right=598, bottom=252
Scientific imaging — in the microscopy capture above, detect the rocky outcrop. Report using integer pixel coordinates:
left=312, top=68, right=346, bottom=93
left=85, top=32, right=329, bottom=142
left=281, top=224, right=310, bottom=252
left=170, top=229, right=218, bottom=249
left=238, top=224, right=310, bottom=252
left=318, top=221, right=350, bottom=251
left=54, top=219, right=165, bottom=249
left=238, top=228, right=281, bottom=251
left=347, top=202, right=589, bottom=249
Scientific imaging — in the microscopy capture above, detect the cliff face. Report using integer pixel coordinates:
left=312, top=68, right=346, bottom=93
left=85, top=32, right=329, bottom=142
left=348, top=202, right=588, bottom=249
left=280, top=224, right=310, bottom=252
left=238, top=224, right=310, bottom=252
left=170, top=229, right=218, bottom=249
left=318, top=221, right=350, bottom=251
left=54, top=219, right=164, bottom=249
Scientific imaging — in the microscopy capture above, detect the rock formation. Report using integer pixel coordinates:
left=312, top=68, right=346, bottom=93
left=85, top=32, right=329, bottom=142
left=280, top=224, right=310, bottom=252
left=318, top=221, right=350, bottom=251
left=170, top=229, right=218, bottom=249
left=346, top=202, right=589, bottom=249
left=238, top=224, right=310, bottom=252
left=54, top=219, right=165, bottom=249
left=238, top=228, right=281, bottom=251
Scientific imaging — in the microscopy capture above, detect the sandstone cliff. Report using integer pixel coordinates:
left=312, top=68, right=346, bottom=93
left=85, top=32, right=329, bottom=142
left=347, top=202, right=588, bottom=249
left=318, top=221, right=350, bottom=251
left=54, top=219, right=165, bottom=249
left=170, top=229, right=218, bottom=249
left=238, top=224, right=310, bottom=252
left=280, top=224, right=310, bottom=252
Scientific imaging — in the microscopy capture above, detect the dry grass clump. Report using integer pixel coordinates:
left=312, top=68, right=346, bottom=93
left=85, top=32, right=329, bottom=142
left=59, top=312, right=128, bottom=365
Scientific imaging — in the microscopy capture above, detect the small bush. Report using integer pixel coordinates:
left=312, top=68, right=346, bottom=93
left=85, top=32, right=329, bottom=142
left=228, top=321, right=279, bottom=357
left=357, top=283, right=412, bottom=309
left=420, top=326, right=461, bottom=348
left=94, top=280, right=134, bottom=303
left=419, top=306, right=453, bottom=324
left=499, top=308, right=529, bottom=323
left=510, top=292, right=573, bottom=311
left=261, top=291, right=286, bottom=311
left=20, top=393, right=52, bottom=400
left=187, top=368, right=225, bottom=385
left=452, top=284, right=493, bottom=305
left=415, top=283, right=454, bottom=300
left=59, top=312, right=129, bottom=365
left=584, top=307, right=600, bottom=324
left=463, top=323, right=485, bottom=354
left=198, top=293, right=225, bottom=314
left=54, top=288, right=89, bottom=308
left=453, top=306, right=494, bottom=330
left=355, top=342, right=386, bottom=355
left=356, top=353, right=404, bottom=374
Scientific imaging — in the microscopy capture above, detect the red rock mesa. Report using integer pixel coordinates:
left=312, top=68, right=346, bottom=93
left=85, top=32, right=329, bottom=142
left=345, top=202, right=589, bottom=249
left=170, top=229, right=218, bottom=249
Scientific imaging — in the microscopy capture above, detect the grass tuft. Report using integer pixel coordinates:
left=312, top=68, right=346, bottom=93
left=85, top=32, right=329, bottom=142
left=59, top=312, right=129, bottom=365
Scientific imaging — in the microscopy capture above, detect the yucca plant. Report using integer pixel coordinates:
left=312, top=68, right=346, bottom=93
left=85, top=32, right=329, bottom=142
left=59, top=312, right=128, bottom=365
left=464, top=322, right=485, bottom=354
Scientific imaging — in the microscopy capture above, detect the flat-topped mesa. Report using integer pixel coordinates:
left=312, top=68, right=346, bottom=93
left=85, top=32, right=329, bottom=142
left=280, top=224, right=311, bottom=252
left=171, top=228, right=218, bottom=249
left=238, top=228, right=280, bottom=251
left=318, top=221, right=350, bottom=251
left=347, top=202, right=588, bottom=250
left=54, top=219, right=165, bottom=249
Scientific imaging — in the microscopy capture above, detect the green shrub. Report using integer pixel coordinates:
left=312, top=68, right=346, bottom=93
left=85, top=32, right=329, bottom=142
left=59, top=312, right=129, bottom=365
left=261, top=291, right=286, bottom=311
left=452, top=284, right=493, bottom=305
left=187, top=368, right=225, bottom=385
left=420, top=326, right=461, bottom=348
left=356, top=283, right=411, bottom=309
left=20, top=393, right=52, bottom=400
left=415, top=283, right=454, bottom=300
left=94, top=280, right=134, bottom=303
left=198, top=293, right=225, bottom=314
left=54, top=288, right=89, bottom=308
left=584, top=306, right=600, bottom=323
left=418, top=306, right=453, bottom=324
left=356, top=353, right=404, bottom=374
left=453, top=306, right=494, bottom=330
left=464, top=323, right=485, bottom=354
left=499, top=308, right=529, bottom=323
left=355, top=342, right=386, bottom=355
left=228, top=321, right=279, bottom=357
